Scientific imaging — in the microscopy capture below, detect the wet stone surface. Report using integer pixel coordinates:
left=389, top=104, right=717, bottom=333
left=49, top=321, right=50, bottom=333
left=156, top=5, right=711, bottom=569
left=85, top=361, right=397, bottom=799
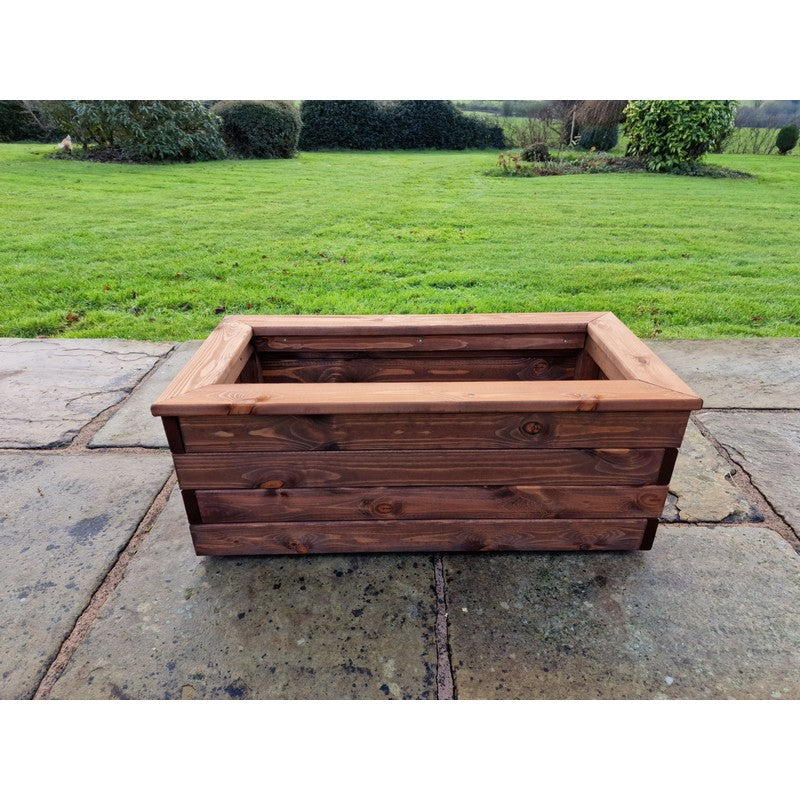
left=698, top=411, right=800, bottom=534
left=651, top=339, right=800, bottom=409
left=662, top=419, right=762, bottom=523
left=0, top=338, right=172, bottom=448
left=0, top=452, right=173, bottom=699
left=90, top=341, right=201, bottom=449
left=444, top=525, right=800, bottom=699
left=49, top=490, right=439, bottom=699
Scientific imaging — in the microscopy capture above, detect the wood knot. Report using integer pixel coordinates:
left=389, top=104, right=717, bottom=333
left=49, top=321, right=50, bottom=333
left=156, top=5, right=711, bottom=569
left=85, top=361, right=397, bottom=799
left=531, top=359, right=549, bottom=375
left=260, top=479, right=284, bottom=489
left=521, top=421, right=543, bottom=435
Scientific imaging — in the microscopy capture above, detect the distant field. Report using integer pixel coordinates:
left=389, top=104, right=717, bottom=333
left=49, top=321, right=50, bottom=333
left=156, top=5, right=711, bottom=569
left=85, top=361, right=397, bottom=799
left=0, top=143, right=798, bottom=340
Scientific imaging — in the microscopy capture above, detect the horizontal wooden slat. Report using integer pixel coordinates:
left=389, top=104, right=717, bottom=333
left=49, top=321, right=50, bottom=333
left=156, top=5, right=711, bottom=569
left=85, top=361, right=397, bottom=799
left=173, top=448, right=666, bottom=488
left=152, top=380, right=703, bottom=416
left=226, top=312, right=605, bottom=336
left=195, top=485, right=669, bottom=523
left=179, top=411, right=690, bottom=452
left=258, top=353, right=576, bottom=383
left=190, top=518, right=646, bottom=555
left=255, top=333, right=584, bottom=352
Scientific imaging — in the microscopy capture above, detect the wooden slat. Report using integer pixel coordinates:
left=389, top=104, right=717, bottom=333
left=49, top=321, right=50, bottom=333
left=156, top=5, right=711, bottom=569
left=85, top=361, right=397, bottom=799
left=255, top=333, right=584, bottom=352
left=640, top=518, right=660, bottom=550
left=180, top=411, right=690, bottom=452
left=225, top=312, right=605, bottom=336
left=153, top=320, right=253, bottom=408
left=586, top=313, right=702, bottom=401
left=173, top=448, right=666, bottom=488
left=195, top=485, right=669, bottom=522
left=190, top=518, right=646, bottom=555
left=258, top=353, right=576, bottom=383
left=152, top=379, right=703, bottom=416
left=161, top=416, right=185, bottom=453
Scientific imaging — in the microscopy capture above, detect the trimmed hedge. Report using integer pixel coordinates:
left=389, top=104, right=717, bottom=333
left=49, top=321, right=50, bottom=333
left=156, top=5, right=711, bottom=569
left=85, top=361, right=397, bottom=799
left=577, top=125, right=619, bottom=151
left=211, top=101, right=301, bottom=158
left=299, top=100, right=504, bottom=150
left=776, top=125, right=799, bottom=155
left=0, top=101, right=49, bottom=142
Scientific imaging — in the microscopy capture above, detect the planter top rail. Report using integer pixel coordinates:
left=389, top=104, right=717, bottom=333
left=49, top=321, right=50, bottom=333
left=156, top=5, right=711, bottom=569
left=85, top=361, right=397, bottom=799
left=151, top=312, right=702, bottom=416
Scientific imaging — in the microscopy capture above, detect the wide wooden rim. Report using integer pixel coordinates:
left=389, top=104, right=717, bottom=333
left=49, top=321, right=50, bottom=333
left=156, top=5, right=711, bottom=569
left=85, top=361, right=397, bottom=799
left=151, top=313, right=702, bottom=416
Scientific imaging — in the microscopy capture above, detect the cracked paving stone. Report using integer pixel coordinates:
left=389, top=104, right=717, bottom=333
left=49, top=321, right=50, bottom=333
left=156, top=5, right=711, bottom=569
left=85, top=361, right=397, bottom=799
left=650, top=339, right=800, bottom=409
left=0, top=338, right=172, bottom=448
left=0, top=452, right=173, bottom=699
left=91, top=341, right=201, bottom=448
left=48, top=489, right=438, bottom=699
left=698, top=411, right=800, bottom=533
left=444, top=525, right=800, bottom=699
left=662, top=419, right=762, bottom=523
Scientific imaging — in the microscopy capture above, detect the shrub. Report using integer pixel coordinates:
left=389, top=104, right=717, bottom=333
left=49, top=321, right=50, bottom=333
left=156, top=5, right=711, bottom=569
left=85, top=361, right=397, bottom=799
left=776, top=125, right=799, bottom=155
left=0, top=101, right=42, bottom=141
left=577, top=125, right=619, bottom=151
left=299, top=101, right=388, bottom=150
left=521, top=142, right=550, bottom=162
left=211, top=101, right=301, bottom=158
left=298, top=99, right=504, bottom=150
left=39, top=100, right=227, bottom=162
left=623, top=100, right=737, bottom=172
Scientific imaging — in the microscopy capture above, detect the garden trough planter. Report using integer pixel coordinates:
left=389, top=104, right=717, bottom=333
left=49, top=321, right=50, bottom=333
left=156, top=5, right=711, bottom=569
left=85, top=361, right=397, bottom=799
left=151, top=313, right=701, bottom=555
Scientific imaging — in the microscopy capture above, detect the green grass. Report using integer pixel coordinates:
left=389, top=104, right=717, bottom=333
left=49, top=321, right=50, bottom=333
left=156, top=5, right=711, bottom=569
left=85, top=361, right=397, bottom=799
left=1, top=143, right=798, bottom=340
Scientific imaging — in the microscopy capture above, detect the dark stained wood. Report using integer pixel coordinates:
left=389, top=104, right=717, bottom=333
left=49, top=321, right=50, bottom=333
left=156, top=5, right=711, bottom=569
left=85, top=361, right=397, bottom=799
left=255, top=333, right=585, bottom=353
left=573, top=350, right=601, bottom=380
left=173, top=448, right=667, bottom=489
left=258, top=352, right=577, bottom=383
left=658, top=448, right=680, bottom=484
left=153, top=379, right=703, bottom=416
left=161, top=417, right=185, bottom=453
left=180, top=490, right=202, bottom=525
left=640, top=518, right=660, bottom=550
left=194, top=485, right=670, bottom=523
left=179, top=411, right=691, bottom=452
left=191, top=518, right=646, bottom=555
left=236, top=352, right=263, bottom=383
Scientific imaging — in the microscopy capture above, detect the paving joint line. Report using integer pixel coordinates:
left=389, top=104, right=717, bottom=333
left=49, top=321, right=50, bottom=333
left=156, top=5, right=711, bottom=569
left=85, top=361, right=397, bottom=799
left=32, top=471, right=177, bottom=699
left=691, top=411, right=800, bottom=552
left=0, top=344, right=176, bottom=455
left=433, top=553, right=455, bottom=700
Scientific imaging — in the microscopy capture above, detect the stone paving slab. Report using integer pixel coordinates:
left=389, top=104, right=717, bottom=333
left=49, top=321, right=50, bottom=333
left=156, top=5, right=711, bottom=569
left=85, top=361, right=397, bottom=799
left=0, top=452, right=173, bottom=699
left=698, top=411, right=800, bottom=534
left=444, top=525, right=800, bottom=699
left=90, top=341, right=201, bottom=449
left=651, top=339, right=800, bottom=409
left=662, top=419, right=762, bottom=523
left=49, top=490, right=438, bottom=699
left=0, top=339, right=172, bottom=448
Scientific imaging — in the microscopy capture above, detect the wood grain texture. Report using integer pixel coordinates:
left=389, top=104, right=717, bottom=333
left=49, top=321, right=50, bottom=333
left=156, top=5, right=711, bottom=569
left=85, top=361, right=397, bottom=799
left=152, top=379, right=703, bottom=416
left=190, top=518, right=646, bottom=555
left=226, top=312, right=605, bottom=336
left=195, top=485, right=670, bottom=522
left=258, top=353, right=576, bottom=383
left=173, top=448, right=666, bottom=488
left=586, top=313, right=702, bottom=404
left=255, top=333, right=584, bottom=352
left=151, top=320, right=252, bottom=411
left=180, top=411, right=691, bottom=452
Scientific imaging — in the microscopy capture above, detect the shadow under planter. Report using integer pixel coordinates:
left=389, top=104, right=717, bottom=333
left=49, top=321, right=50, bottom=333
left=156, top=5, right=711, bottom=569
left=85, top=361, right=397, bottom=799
left=151, top=313, right=702, bottom=555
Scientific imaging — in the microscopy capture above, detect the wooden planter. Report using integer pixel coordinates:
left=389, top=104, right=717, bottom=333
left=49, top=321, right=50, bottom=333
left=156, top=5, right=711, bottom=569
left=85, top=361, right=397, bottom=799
left=151, top=313, right=701, bottom=556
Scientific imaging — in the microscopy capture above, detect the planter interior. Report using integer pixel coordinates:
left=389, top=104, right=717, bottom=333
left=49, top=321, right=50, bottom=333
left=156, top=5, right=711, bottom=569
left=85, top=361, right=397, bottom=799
left=152, top=313, right=702, bottom=556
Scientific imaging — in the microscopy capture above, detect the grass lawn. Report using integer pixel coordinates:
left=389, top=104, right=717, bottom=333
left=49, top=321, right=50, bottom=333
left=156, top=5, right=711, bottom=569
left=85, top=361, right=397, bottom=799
left=1, top=143, right=798, bottom=340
